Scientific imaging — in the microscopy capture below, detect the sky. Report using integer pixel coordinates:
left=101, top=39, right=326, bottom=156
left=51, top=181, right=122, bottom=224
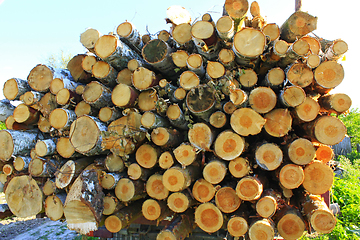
left=0, top=0, right=358, bottom=109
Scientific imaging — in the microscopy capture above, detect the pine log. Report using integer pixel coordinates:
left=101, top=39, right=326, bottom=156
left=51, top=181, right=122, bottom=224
left=315, top=144, right=334, bottom=163
left=0, top=129, right=43, bottom=161
left=5, top=175, right=43, bottom=218
left=111, top=83, right=138, bottom=108
left=159, top=151, right=175, bottom=170
left=115, top=178, right=145, bottom=202
left=27, top=64, right=73, bottom=92
left=163, top=165, right=199, bottom=192
left=264, top=108, right=292, bottom=138
left=285, top=62, right=313, bottom=88
left=3, top=78, right=31, bottom=101
left=255, top=142, right=283, bottom=171
left=255, top=189, right=282, bottom=218
left=45, top=194, right=66, bottom=221
left=195, top=202, right=223, bottom=233
left=166, top=104, right=189, bottom=130
left=92, top=61, right=118, bottom=87
left=303, top=160, right=334, bottom=195
left=151, top=127, right=181, bottom=148
left=318, top=93, right=351, bottom=115
left=49, top=108, right=77, bottom=130
left=230, top=107, right=266, bottom=136
left=287, top=138, right=316, bottom=165
left=94, top=34, right=142, bottom=71
left=313, top=61, right=344, bottom=94
left=171, top=50, right=189, bottom=68
left=167, top=191, right=194, bottom=213
left=223, top=0, right=249, bottom=31
left=279, top=85, right=306, bottom=108
left=135, top=143, right=160, bottom=169
left=236, top=175, right=263, bottom=201
left=146, top=174, right=169, bottom=200
left=103, top=194, right=125, bottom=215
left=209, top=111, right=227, bottom=129
left=138, top=89, right=158, bottom=112
left=56, top=158, right=94, bottom=189
left=203, top=158, right=227, bottom=184
left=192, top=178, right=216, bottom=203
left=278, top=164, right=304, bottom=189
left=116, top=21, right=143, bottom=51
left=214, top=130, right=245, bottom=160
left=156, top=211, right=193, bottom=240
left=293, top=96, right=320, bottom=123
left=0, top=100, right=15, bottom=122
left=13, top=104, right=40, bottom=125
left=186, top=53, right=205, bottom=78
left=248, top=218, right=275, bottom=240
left=215, top=186, right=241, bottom=213
left=142, top=199, right=171, bottom=221
left=302, top=194, right=336, bottom=234
left=21, top=90, right=44, bottom=106
left=13, top=156, right=32, bottom=172
left=275, top=206, right=306, bottom=240
left=104, top=200, right=144, bottom=233
left=35, top=139, right=57, bottom=157
left=280, top=11, right=317, bottom=43
left=69, top=115, right=108, bottom=156
left=249, top=87, right=277, bottom=114
left=228, top=157, right=251, bottom=178
left=82, top=81, right=112, bottom=109
left=227, top=212, right=249, bottom=237
left=98, top=107, right=122, bottom=123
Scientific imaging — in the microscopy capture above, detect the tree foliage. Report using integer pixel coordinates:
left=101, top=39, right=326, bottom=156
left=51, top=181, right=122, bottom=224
left=338, top=108, right=360, bottom=147
left=42, top=50, right=73, bottom=69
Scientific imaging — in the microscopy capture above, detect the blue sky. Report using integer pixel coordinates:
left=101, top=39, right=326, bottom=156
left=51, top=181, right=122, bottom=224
left=0, top=0, right=358, bottom=108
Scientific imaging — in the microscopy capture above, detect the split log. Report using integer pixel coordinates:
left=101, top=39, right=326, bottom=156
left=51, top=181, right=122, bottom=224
left=103, top=194, right=125, bottom=215
left=280, top=11, right=317, bottom=43
left=13, top=104, right=40, bottom=125
left=249, top=87, right=277, bottom=114
left=214, top=130, right=245, bottom=160
left=114, top=178, right=145, bottom=202
left=92, top=61, right=118, bottom=87
left=56, top=158, right=93, bottom=189
left=5, top=175, right=43, bottom=218
left=230, top=107, right=266, bottom=136
left=264, top=108, right=292, bottom=138
left=111, top=83, right=138, bottom=108
left=235, top=175, right=263, bottom=201
left=35, top=139, right=57, bottom=157
left=255, top=142, right=283, bottom=171
left=159, top=151, right=175, bottom=170
left=248, top=218, right=275, bottom=240
left=146, top=174, right=169, bottom=200
left=163, top=165, right=199, bottom=192
left=318, top=93, right=352, bottom=115
left=45, top=194, right=66, bottom=221
left=215, top=186, right=241, bottom=213
left=49, top=108, right=77, bottom=130
left=167, top=191, right=194, bottom=213
left=0, top=100, right=15, bottom=122
left=275, top=206, right=306, bottom=240
left=82, top=81, right=112, bottom=109
left=142, top=199, right=171, bottom=221
left=203, top=157, right=227, bottom=184
left=0, top=129, right=43, bottom=161
left=303, top=160, right=334, bottom=195
left=228, top=157, right=251, bottom=178
left=3, top=78, right=31, bottom=101
left=287, top=138, right=316, bottom=165
left=157, top=211, right=193, bottom=240
left=98, top=107, right=122, bottom=123
left=194, top=202, right=223, bottom=233
left=278, top=164, right=305, bottom=189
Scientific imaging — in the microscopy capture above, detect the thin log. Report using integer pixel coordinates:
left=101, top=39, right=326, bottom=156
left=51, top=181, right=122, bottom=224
left=262, top=23, right=280, bottom=41
left=29, top=157, right=59, bottom=177
left=227, top=211, right=249, bottom=237
left=56, top=88, right=82, bottom=107
left=103, top=194, right=125, bottom=216
left=192, top=178, right=216, bottom=203
left=151, top=127, right=181, bottom=148
left=127, top=163, right=152, bottom=181
left=256, top=189, right=282, bottom=218
left=13, top=104, right=40, bottom=125
left=230, top=107, right=266, bottom=136
left=323, top=39, right=348, bottom=61
left=315, top=144, right=334, bottom=163
left=186, top=54, right=205, bottom=78
left=141, top=111, right=170, bottom=130
left=74, top=101, right=97, bottom=117
left=238, top=69, right=258, bottom=89
left=279, top=39, right=310, bottom=67
left=21, top=90, right=43, bottom=106
left=135, top=143, right=160, bottom=169
left=56, top=137, right=82, bottom=159
left=2, top=164, right=13, bottom=176
left=318, top=93, right=352, bottom=115
left=104, top=153, right=125, bottom=172
left=13, top=156, right=32, bottom=172
left=188, top=123, right=215, bottom=151
left=116, top=21, right=143, bottom=51
left=101, top=172, right=124, bottom=190
left=35, top=139, right=57, bottom=157
left=81, top=53, right=98, bottom=73
left=98, top=107, right=122, bottom=123
left=142, top=199, right=171, bottom=221
left=218, top=49, right=236, bottom=69
left=249, top=87, right=277, bottom=114
left=287, top=138, right=316, bottom=165
left=80, top=28, right=101, bottom=53
left=248, top=218, right=275, bottom=240
left=138, top=89, right=158, bottom=112
left=173, top=143, right=198, bottom=167
left=278, top=163, right=305, bottom=189
left=33, top=92, right=58, bottom=119
left=172, top=23, right=193, bottom=48
left=45, top=194, right=66, bottom=221
left=264, top=67, right=285, bottom=88
left=216, top=16, right=235, bottom=41
left=209, top=111, right=227, bottom=129
left=159, top=151, right=175, bottom=170
left=82, top=81, right=112, bottom=109
left=49, top=108, right=77, bottom=130
left=132, top=67, right=160, bottom=91
left=293, top=96, right=320, bottom=123
left=166, top=104, right=189, bottom=130
left=223, top=0, right=249, bottom=31
left=235, top=175, right=263, bottom=201
left=67, top=54, right=95, bottom=83
left=191, top=20, right=220, bottom=60
left=186, top=85, right=216, bottom=121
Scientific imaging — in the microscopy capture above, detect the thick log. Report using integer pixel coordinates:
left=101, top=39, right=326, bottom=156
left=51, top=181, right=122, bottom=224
left=287, top=138, right=315, bottom=165
left=0, top=99, right=15, bottom=122
left=0, top=129, right=43, bottom=161
left=135, top=143, right=160, bottom=169
left=214, top=130, right=245, bottom=160
left=5, top=175, right=43, bottom=218
left=13, top=104, right=40, bottom=125
left=82, top=81, right=112, bottom=109
left=167, top=191, right=194, bottom=213
left=256, top=189, right=282, bottom=218
left=215, top=186, right=241, bottom=213
left=280, top=11, right=317, bottom=43
left=49, top=108, right=77, bottom=130
left=236, top=175, right=263, bottom=201
left=255, top=142, right=283, bottom=171
left=278, top=163, right=304, bottom=190
left=163, top=165, right=199, bottom=192
left=195, top=202, right=223, bottom=233
left=56, top=158, right=93, bottom=189
left=92, top=61, right=118, bottom=87
left=230, top=107, right=266, bottom=136
left=45, top=194, right=66, bottom=221
left=249, top=87, right=277, bottom=114
left=275, top=206, right=306, bottom=240
left=111, top=83, right=138, bottom=108
left=186, top=85, right=216, bottom=121
left=132, top=67, right=160, bottom=91
left=203, top=157, right=227, bottom=184
left=192, top=178, right=216, bottom=203
left=264, top=108, right=292, bottom=138
left=229, top=157, right=250, bottom=178
left=156, top=211, right=193, bottom=240
left=138, top=89, right=158, bottom=112
left=3, top=78, right=31, bottom=101
left=285, top=62, right=313, bottom=88
left=35, top=138, right=57, bottom=157
left=146, top=174, right=169, bottom=200
left=303, top=160, right=334, bottom=195
left=64, top=169, right=104, bottom=234
left=248, top=218, right=275, bottom=240
left=206, top=61, right=225, bottom=80
left=115, top=178, right=145, bottom=202
left=313, top=61, right=344, bottom=94
left=318, top=93, right=352, bottom=115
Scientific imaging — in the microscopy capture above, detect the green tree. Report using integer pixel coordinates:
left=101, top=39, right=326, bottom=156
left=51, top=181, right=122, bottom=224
left=41, top=49, right=73, bottom=69
left=0, top=121, right=6, bottom=130
left=338, top=108, right=360, bottom=147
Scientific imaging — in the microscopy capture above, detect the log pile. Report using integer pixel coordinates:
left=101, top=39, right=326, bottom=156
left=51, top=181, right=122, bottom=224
left=0, top=0, right=350, bottom=239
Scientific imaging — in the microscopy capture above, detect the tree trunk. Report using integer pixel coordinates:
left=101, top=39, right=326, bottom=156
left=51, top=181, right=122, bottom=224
left=303, top=160, right=334, bottom=195
left=194, top=202, right=223, bottom=233
left=280, top=11, right=317, bottom=43
left=157, top=211, right=194, bottom=240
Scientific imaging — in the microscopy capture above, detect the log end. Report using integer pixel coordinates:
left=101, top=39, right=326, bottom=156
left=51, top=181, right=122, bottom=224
left=167, top=192, right=190, bottom=213
left=277, top=212, right=306, bottom=239
left=215, top=187, right=241, bottom=213
left=192, top=178, right=216, bottom=203
left=229, top=157, right=250, bottom=178
left=256, top=196, right=277, bottom=218
left=248, top=219, right=275, bottom=240
left=228, top=216, right=248, bottom=237
left=45, top=195, right=64, bottom=221
left=303, top=161, right=334, bottom=195
left=56, top=160, right=75, bottom=189
left=203, top=160, right=227, bottom=184
left=288, top=138, right=316, bottom=165
left=230, top=108, right=266, bottom=136
left=194, top=202, right=223, bottom=233
left=310, top=209, right=336, bottom=234
left=115, top=178, right=135, bottom=202
left=214, top=130, right=245, bottom=161
left=142, top=199, right=162, bottom=221
left=279, top=164, right=305, bottom=189
left=236, top=176, right=263, bottom=201
left=105, top=215, right=123, bottom=233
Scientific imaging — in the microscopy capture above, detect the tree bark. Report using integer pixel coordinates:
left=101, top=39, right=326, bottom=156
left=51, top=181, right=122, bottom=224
left=13, top=156, right=32, bottom=172
left=280, top=11, right=317, bottom=43
left=0, top=100, right=15, bottom=122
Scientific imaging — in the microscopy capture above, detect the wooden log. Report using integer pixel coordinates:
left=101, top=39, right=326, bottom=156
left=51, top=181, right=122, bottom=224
left=256, top=189, right=282, bottom=218
left=104, top=200, right=143, bottom=233
left=127, top=163, right=151, bottom=181
left=188, top=123, right=215, bottom=151
left=156, top=211, right=193, bottom=240
left=80, top=28, right=101, bottom=53
left=27, top=64, right=73, bottom=92
left=132, top=67, right=160, bottom=91
left=69, top=115, right=108, bottom=156
left=56, top=137, right=82, bottom=159
left=203, top=157, right=227, bottom=184
left=56, top=88, right=81, bottom=107
left=159, top=151, right=175, bottom=170
left=98, top=107, right=122, bottom=123
left=278, top=163, right=305, bottom=189
left=104, top=153, right=125, bottom=172
left=167, top=191, right=194, bottom=213
left=191, top=20, right=220, bottom=60
left=29, top=157, right=59, bottom=177
left=166, top=104, right=189, bottom=130
left=172, top=23, right=193, bottom=48
left=67, top=54, right=95, bottom=83
left=285, top=62, right=313, bottom=88
left=238, top=69, right=258, bottom=89
left=0, top=129, right=43, bottom=161
left=302, top=194, right=336, bottom=234
left=303, top=160, right=334, bottom=195
left=146, top=174, right=169, bottom=200
left=287, top=138, right=316, bottom=165
left=218, top=49, right=236, bottom=69
left=171, top=50, right=189, bottom=69
left=158, top=30, right=176, bottom=49
left=223, top=0, right=249, bottom=31
left=82, top=81, right=112, bottom=109
left=103, top=194, right=125, bottom=216
left=215, top=186, right=241, bottom=213
left=55, top=158, right=93, bottom=189
left=115, top=178, right=145, bottom=202
left=35, top=139, right=57, bottom=157
left=3, top=78, right=31, bottom=101
left=279, top=85, right=306, bottom=108
left=248, top=218, right=275, bottom=240
left=235, top=175, right=263, bottom=201
left=214, top=130, right=245, bottom=161
left=262, top=23, right=280, bottom=41
left=195, top=202, right=223, bottom=233
left=322, top=39, right=348, bottom=61
left=33, top=92, right=58, bottom=119
left=92, top=61, right=118, bottom=87
left=42, top=178, right=57, bottom=196
left=94, top=34, right=142, bottom=71
left=159, top=80, right=186, bottom=103
left=13, top=156, right=32, bottom=172
left=228, top=157, right=250, bottom=178
left=64, top=169, right=104, bottom=234
left=49, top=108, right=77, bottom=130
left=76, top=85, right=86, bottom=95
left=138, top=89, right=158, bottom=112
left=142, top=199, right=171, bottom=221
left=116, top=68, right=132, bottom=85
left=206, top=61, right=225, bottom=79
left=179, top=71, right=201, bottom=92
left=264, top=108, right=292, bottom=138
left=21, top=91, right=43, bottom=108
left=216, top=16, right=235, bottom=41
left=163, top=165, right=199, bottom=192
left=172, top=143, right=198, bottom=166
left=74, top=101, right=97, bottom=117
left=0, top=100, right=15, bottom=122
left=151, top=127, right=181, bottom=148
left=50, top=75, right=82, bottom=95
left=186, top=85, right=216, bottom=121
left=264, top=67, right=285, bottom=88
left=227, top=210, right=249, bottom=237
left=3, top=164, right=13, bottom=176
left=135, top=143, right=160, bottom=169
left=223, top=101, right=237, bottom=114
left=275, top=206, right=306, bottom=240
left=116, top=21, right=143, bottom=51
left=315, top=144, right=334, bottom=163
left=255, top=142, right=283, bottom=171
left=318, top=93, right=351, bottom=115
left=186, top=53, right=205, bottom=78
left=279, top=38, right=310, bottom=67
left=111, top=83, right=138, bottom=108
left=5, top=175, right=43, bottom=218
left=230, top=107, right=266, bottom=136
left=209, top=111, right=227, bottom=129
left=192, top=178, right=216, bottom=203
left=45, top=194, right=66, bottom=221
left=280, top=11, right=317, bottom=43
left=100, top=171, right=124, bottom=190
left=81, top=53, right=98, bottom=73
left=13, top=104, right=40, bottom=125
left=293, top=96, right=320, bottom=123
left=141, top=111, right=170, bottom=130
left=313, top=61, right=345, bottom=94
left=305, top=53, right=321, bottom=69
left=249, top=87, right=277, bottom=114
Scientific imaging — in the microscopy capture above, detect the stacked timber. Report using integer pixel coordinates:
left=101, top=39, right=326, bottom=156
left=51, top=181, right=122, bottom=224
left=0, top=0, right=349, bottom=239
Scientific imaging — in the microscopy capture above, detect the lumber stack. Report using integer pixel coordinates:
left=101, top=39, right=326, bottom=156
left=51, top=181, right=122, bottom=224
left=0, top=0, right=350, bottom=239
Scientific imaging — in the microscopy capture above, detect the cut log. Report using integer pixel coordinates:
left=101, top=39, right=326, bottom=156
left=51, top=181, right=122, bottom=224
left=287, top=138, right=316, bottom=165
left=264, top=108, right=292, bottom=138
left=215, top=186, right=241, bottom=213
left=188, top=123, right=214, bottom=151
left=249, top=87, right=277, bottom=114
left=285, top=62, right=313, bottom=88
left=156, top=211, right=193, bottom=240
left=75, top=101, right=97, bottom=117
left=191, top=20, right=220, bottom=60
left=229, top=157, right=250, bottom=178
left=55, top=158, right=93, bottom=189
left=105, top=153, right=125, bottom=172
left=56, top=88, right=81, bottom=107
left=0, top=129, right=43, bottom=161
left=80, top=28, right=101, bottom=53
left=218, top=49, right=235, bottom=69
left=248, top=218, right=275, bottom=240
left=3, top=164, right=13, bottom=176
left=186, top=53, right=205, bottom=78
left=5, top=175, right=43, bottom=218
left=280, top=11, right=317, bottom=43
left=209, top=111, right=227, bottom=129
left=323, top=39, right=348, bottom=61
left=13, top=156, right=32, bottom=172
left=33, top=92, right=58, bottom=119
left=255, top=142, right=283, bottom=171
left=94, top=34, right=142, bottom=71
left=67, top=54, right=94, bottom=83
left=158, top=30, right=176, bottom=48
left=98, top=107, right=122, bottom=123
left=0, top=100, right=15, bottom=123
left=279, top=86, right=306, bottom=108
left=278, top=164, right=304, bottom=189
left=216, top=16, right=235, bottom=41
left=167, top=104, right=189, bottom=130
left=81, top=53, right=98, bottom=73
left=223, top=101, right=237, bottom=114
left=142, top=199, right=170, bottom=221
left=35, top=139, right=57, bottom=157
left=45, top=194, right=66, bottom=221
left=171, top=50, right=189, bottom=68
left=104, top=200, right=143, bottom=233
left=42, top=178, right=57, bottom=196
left=275, top=206, right=306, bottom=240
left=238, top=69, right=258, bottom=89
left=146, top=174, right=169, bottom=200
left=20, top=91, right=43, bottom=106
left=318, top=93, right=351, bottom=115
left=116, top=21, right=143, bottom=51
left=313, top=61, right=344, bottom=94
left=167, top=191, right=193, bottom=213
left=230, top=107, right=266, bottom=136
left=305, top=53, right=321, bottom=69
left=302, top=194, right=336, bottom=234
left=172, top=23, right=193, bottom=47
left=163, top=165, right=199, bottom=192
left=3, top=78, right=31, bottom=101
left=82, top=81, right=112, bottom=109
left=303, top=160, right=334, bottom=195
left=138, top=89, right=158, bottom=112
left=27, top=64, right=73, bottom=92
left=92, top=61, right=118, bottom=87
left=13, top=104, right=40, bottom=125
left=111, top=83, right=138, bottom=108
left=115, top=178, right=145, bottom=202
left=279, top=38, right=310, bottom=67
left=127, top=163, right=151, bottom=181
left=264, top=67, right=285, bottom=88
left=132, top=67, right=160, bottom=91
left=235, top=176, right=263, bottom=201
left=223, top=0, right=249, bottom=31
left=29, top=157, right=59, bottom=177
left=69, top=115, right=108, bottom=156
left=50, top=76, right=82, bottom=95
left=56, top=137, right=82, bottom=159
left=103, top=194, right=125, bottom=215
left=262, top=23, right=280, bottom=41
left=192, top=178, right=216, bottom=203
left=117, top=68, right=132, bottom=85
left=227, top=213, right=249, bottom=237
left=194, top=202, right=223, bottom=233
left=49, top=108, right=77, bottom=130
left=256, top=189, right=282, bottom=218
left=151, top=127, right=181, bottom=148
left=214, top=130, right=245, bottom=160
left=179, top=70, right=200, bottom=90
left=141, top=111, right=170, bottom=130
left=203, top=158, right=227, bottom=184
left=206, top=61, right=225, bottom=79
left=186, top=85, right=216, bottom=121
left=159, top=151, right=175, bottom=170
left=293, top=96, right=320, bottom=123
left=135, top=143, right=160, bottom=169
left=315, top=144, right=334, bottom=163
